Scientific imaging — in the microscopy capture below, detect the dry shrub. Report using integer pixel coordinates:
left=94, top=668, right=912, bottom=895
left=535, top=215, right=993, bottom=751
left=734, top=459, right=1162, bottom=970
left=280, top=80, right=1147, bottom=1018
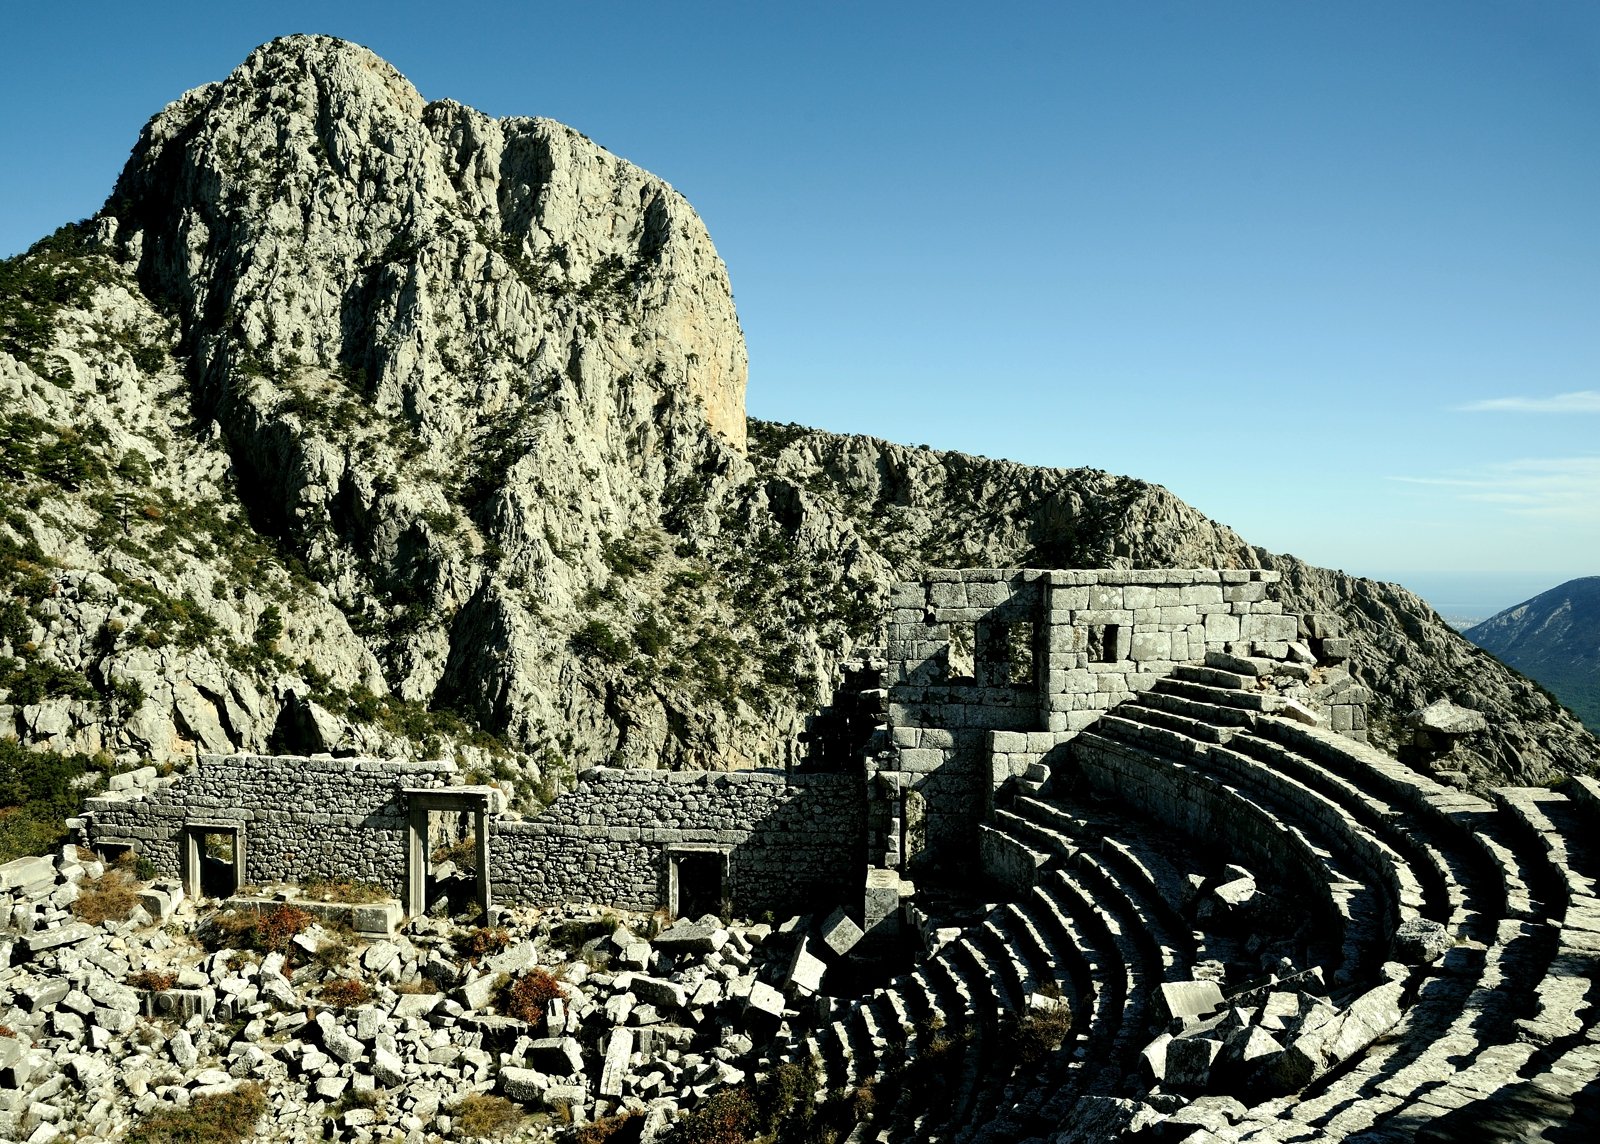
left=312, top=939, right=352, bottom=971
left=1012, top=1003, right=1074, bottom=1064
left=0, top=1025, right=16, bottom=1038
left=128, top=970, right=178, bottom=991
left=501, top=968, right=564, bottom=1026
left=457, top=925, right=510, bottom=959
left=71, top=868, right=141, bottom=925
left=666, top=1088, right=757, bottom=1144
left=451, top=1093, right=522, bottom=1139
left=128, top=1080, right=266, bottom=1144
left=199, top=909, right=260, bottom=951
left=255, top=904, right=313, bottom=953
left=301, top=877, right=387, bottom=903
left=575, top=1110, right=644, bottom=1144
left=321, top=978, right=371, bottom=1008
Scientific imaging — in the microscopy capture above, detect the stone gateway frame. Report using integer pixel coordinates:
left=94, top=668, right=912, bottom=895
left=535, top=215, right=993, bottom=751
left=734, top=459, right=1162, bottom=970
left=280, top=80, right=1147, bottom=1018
left=666, top=844, right=730, bottom=920
left=405, top=787, right=495, bottom=920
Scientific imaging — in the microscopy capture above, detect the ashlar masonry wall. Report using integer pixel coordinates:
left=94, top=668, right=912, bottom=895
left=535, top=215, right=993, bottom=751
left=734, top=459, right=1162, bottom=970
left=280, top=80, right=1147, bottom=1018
left=83, top=754, right=863, bottom=919
left=83, top=754, right=458, bottom=895
left=880, top=568, right=1292, bottom=868
left=492, top=769, right=862, bottom=916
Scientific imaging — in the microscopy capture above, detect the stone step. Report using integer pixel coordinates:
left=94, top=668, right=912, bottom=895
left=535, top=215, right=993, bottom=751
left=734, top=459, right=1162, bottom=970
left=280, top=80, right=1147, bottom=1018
left=1135, top=686, right=1258, bottom=730
left=1094, top=832, right=1200, bottom=956
left=1491, top=787, right=1595, bottom=903
left=1013, top=795, right=1093, bottom=840
left=1090, top=713, right=1401, bottom=981
left=1566, top=775, right=1600, bottom=824
left=1071, top=848, right=1188, bottom=982
left=1026, top=882, right=1107, bottom=1049
left=1072, top=730, right=1355, bottom=975
left=1203, top=740, right=1425, bottom=932
left=981, top=919, right=1040, bottom=1012
left=993, top=807, right=1078, bottom=862
left=1092, top=713, right=1213, bottom=763
left=1116, top=699, right=1240, bottom=744
left=1228, top=728, right=1476, bottom=934
left=1203, top=649, right=1285, bottom=678
left=987, top=910, right=1052, bottom=1001
left=1171, top=661, right=1256, bottom=690
left=1044, top=868, right=1139, bottom=1044
left=1151, top=676, right=1284, bottom=712
left=843, top=1002, right=879, bottom=1087
left=978, top=822, right=1050, bottom=892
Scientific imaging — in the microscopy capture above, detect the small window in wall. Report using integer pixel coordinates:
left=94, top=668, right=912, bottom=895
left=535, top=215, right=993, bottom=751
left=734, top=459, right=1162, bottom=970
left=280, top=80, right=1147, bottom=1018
left=1088, top=624, right=1120, bottom=664
left=1006, top=621, right=1036, bottom=685
left=946, top=622, right=976, bottom=682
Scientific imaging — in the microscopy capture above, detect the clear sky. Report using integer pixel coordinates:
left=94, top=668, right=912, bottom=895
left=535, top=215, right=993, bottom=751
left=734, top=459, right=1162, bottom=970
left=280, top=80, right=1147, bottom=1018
left=2, top=1, right=1596, bottom=590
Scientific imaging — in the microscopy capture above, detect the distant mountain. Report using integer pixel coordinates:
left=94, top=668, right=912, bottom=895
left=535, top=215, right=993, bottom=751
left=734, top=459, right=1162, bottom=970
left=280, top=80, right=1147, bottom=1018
left=1466, top=578, right=1600, bottom=732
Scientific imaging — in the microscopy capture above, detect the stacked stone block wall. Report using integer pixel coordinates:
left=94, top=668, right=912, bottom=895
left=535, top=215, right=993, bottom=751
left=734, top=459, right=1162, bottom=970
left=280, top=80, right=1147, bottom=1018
left=881, top=568, right=1289, bottom=866
left=491, top=769, right=863, bottom=916
left=82, top=754, right=458, bottom=896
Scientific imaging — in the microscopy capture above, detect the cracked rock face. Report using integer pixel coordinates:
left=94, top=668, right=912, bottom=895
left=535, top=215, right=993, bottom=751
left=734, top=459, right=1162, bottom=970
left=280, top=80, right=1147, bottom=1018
left=1, top=34, right=1594, bottom=795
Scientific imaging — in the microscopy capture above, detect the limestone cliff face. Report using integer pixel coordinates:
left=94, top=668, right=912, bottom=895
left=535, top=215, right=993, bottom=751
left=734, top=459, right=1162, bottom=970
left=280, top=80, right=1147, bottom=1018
left=0, top=36, right=1593, bottom=801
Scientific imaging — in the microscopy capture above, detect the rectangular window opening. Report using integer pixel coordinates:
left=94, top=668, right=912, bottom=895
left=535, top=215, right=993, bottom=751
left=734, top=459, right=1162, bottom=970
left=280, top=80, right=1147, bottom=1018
left=1089, top=623, right=1121, bottom=664
left=946, top=622, right=976, bottom=682
left=1007, top=620, right=1036, bottom=685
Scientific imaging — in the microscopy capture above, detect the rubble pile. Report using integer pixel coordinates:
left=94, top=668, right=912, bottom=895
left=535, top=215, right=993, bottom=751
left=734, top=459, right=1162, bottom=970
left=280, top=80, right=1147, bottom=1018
left=0, top=849, right=840, bottom=1143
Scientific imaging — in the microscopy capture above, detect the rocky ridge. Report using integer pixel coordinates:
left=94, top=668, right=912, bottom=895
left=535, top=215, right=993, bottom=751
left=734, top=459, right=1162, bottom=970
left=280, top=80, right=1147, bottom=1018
left=0, top=34, right=1593, bottom=815
left=1466, top=577, right=1600, bottom=732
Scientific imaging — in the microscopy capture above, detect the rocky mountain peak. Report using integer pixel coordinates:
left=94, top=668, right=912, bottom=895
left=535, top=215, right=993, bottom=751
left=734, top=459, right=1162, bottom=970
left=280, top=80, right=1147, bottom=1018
left=1, top=39, right=1593, bottom=801
left=106, top=33, right=748, bottom=451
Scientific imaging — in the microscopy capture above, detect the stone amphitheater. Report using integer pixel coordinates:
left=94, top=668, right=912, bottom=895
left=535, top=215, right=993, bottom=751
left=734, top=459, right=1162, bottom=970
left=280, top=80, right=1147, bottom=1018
left=781, top=568, right=1600, bottom=1142
left=64, top=567, right=1600, bottom=1141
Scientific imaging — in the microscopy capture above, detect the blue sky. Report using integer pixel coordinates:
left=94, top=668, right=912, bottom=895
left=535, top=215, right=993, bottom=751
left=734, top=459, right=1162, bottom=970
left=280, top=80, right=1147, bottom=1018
left=2, top=2, right=1596, bottom=594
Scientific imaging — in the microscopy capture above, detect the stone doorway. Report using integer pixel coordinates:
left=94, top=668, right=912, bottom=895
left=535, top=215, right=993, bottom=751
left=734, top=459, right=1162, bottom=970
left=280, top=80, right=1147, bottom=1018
left=406, top=788, right=492, bottom=920
left=668, top=846, right=728, bottom=920
left=183, top=822, right=243, bottom=900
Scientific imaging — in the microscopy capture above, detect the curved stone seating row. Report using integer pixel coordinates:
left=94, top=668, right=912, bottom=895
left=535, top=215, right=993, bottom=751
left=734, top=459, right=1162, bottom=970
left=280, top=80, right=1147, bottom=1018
left=785, top=666, right=1597, bottom=1142
left=1118, top=683, right=1581, bottom=1136
left=1117, top=690, right=1593, bottom=1143
left=1070, top=722, right=1358, bottom=976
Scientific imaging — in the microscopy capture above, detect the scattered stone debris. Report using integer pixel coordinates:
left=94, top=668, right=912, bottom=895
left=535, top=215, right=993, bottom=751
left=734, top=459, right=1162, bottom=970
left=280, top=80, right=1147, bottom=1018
left=0, top=847, right=848, bottom=1143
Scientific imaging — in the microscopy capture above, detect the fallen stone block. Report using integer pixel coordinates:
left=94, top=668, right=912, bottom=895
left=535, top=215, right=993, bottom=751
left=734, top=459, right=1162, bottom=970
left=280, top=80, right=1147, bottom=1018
left=784, top=937, right=828, bottom=998
left=1391, top=917, right=1452, bottom=965
left=817, top=907, right=864, bottom=958
left=746, top=980, right=786, bottom=1021
left=1166, top=1036, right=1223, bottom=1088
left=21, top=923, right=96, bottom=955
left=455, top=974, right=499, bottom=1012
left=394, top=992, right=442, bottom=1020
left=599, top=1027, right=634, bottom=1097
left=1157, top=980, right=1225, bottom=1026
left=0, top=856, right=56, bottom=895
left=631, top=976, right=687, bottom=1012
left=499, top=1065, right=548, bottom=1103
left=525, top=1036, right=585, bottom=1077
left=1268, top=981, right=1403, bottom=1092
left=653, top=919, right=720, bottom=954
left=0, top=1035, right=31, bottom=1089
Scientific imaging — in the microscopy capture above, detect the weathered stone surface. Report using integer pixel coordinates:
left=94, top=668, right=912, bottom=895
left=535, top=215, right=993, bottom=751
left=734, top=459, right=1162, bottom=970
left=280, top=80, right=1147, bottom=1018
left=1392, top=917, right=1453, bottom=965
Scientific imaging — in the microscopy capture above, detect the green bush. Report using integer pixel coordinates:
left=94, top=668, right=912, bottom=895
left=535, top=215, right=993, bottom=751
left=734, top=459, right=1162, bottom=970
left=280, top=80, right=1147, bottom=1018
left=570, top=620, right=628, bottom=663
left=0, top=738, right=108, bottom=862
